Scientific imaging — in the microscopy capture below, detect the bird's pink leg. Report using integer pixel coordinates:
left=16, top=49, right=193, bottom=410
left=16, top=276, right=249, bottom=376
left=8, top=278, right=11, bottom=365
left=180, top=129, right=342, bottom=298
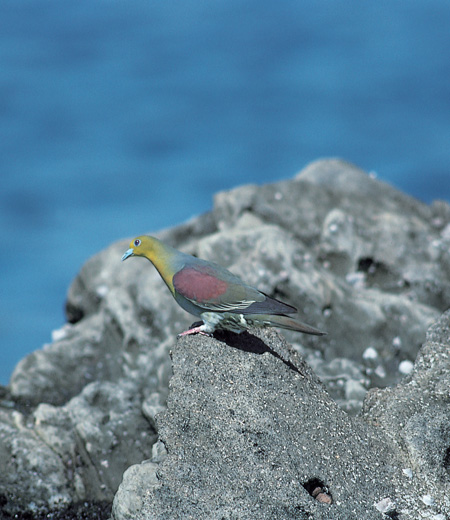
left=177, top=325, right=211, bottom=337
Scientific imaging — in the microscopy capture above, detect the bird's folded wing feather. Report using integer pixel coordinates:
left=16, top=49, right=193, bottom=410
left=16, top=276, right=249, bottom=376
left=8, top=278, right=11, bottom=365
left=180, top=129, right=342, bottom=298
left=172, top=264, right=297, bottom=315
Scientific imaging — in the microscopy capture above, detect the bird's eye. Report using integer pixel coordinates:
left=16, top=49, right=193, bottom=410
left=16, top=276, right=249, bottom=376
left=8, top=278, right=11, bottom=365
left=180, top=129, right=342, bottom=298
left=134, top=239, right=141, bottom=247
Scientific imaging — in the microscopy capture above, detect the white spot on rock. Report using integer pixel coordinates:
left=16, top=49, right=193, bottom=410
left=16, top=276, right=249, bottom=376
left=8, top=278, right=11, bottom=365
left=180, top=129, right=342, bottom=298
left=362, top=347, right=378, bottom=360
left=51, top=324, right=72, bottom=342
left=329, top=223, right=339, bottom=233
left=345, top=272, right=366, bottom=289
left=96, top=284, right=109, bottom=298
left=421, top=494, right=434, bottom=506
left=392, top=336, right=402, bottom=348
left=399, top=360, right=414, bottom=375
left=374, top=497, right=396, bottom=513
left=402, top=468, right=413, bottom=478
left=374, top=364, right=386, bottom=378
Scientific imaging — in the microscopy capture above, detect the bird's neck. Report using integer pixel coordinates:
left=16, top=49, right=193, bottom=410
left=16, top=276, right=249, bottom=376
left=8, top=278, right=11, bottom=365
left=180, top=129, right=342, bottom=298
left=145, top=239, right=179, bottom=294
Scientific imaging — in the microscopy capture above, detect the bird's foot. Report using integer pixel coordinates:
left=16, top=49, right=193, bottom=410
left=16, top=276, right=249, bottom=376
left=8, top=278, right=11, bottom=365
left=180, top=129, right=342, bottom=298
left=177, top=325, right=212, bottom=337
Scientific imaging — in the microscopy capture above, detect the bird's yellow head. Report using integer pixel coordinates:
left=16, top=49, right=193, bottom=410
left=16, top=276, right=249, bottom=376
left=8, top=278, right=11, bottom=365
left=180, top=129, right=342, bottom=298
left=121, top=235, right=154, bottom=261
left=121, top=235, right=177, bottom=293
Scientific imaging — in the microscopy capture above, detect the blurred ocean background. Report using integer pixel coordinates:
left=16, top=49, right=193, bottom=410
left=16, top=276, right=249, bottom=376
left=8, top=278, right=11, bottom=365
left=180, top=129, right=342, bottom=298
left=1, top=1, right=449, bottom=384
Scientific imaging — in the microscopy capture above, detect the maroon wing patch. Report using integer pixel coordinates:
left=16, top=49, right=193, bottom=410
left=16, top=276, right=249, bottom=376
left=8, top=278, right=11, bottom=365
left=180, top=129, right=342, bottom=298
left=173, top=266, right=228, bottom=303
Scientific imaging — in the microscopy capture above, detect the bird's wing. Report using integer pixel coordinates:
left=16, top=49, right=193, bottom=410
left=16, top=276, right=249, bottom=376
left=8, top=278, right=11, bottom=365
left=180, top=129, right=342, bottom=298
left=172, top=263, right=297, bottom=315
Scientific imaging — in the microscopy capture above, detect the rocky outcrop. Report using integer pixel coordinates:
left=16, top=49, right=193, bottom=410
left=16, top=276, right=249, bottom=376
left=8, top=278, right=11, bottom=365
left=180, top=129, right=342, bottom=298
left=1, top=159, right=450, bottom=518
left=112, top=322, right=450, bottom=519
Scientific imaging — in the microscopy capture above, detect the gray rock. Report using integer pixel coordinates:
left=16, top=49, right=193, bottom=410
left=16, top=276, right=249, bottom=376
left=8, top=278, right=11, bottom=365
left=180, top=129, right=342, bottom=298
left=112, top=461, right=161, bottom=520
left=112, top=327, right=450, bottom=519
left=0, top=380, right=157, bottom=515
left=2, top=158, right=450, bottom=517
left=361, top=310, right=450, bottom=513
left=0, top=406, right=74, bottom=512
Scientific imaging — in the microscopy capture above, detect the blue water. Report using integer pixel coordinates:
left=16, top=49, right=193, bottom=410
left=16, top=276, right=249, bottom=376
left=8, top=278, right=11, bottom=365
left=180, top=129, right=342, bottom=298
left=1, top=0, right=449, bottom=384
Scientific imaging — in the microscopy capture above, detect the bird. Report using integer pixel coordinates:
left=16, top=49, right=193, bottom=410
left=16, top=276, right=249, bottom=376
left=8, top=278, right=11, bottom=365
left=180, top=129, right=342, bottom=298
left=122, top=235, right=326, bottom=337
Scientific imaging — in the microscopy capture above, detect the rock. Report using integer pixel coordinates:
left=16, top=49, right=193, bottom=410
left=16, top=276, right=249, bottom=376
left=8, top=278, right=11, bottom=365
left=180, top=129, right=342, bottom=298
left=2, top=159, right=450, bottom=517
left=361, top=310, right=450, bottom=513
left=112, top=327, right=450, bottom=519
left=0, top=380, right=157, bottom=516
left=114, top=329, right=399, bottom=520
left=112, top=461, right=161, bottom=520
left=0, top=406, right=74, bottom=513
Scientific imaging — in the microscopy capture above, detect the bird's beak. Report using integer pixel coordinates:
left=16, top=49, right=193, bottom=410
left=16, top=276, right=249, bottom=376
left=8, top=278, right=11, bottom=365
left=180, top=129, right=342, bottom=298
left=121, top=248, right=134, bottom=261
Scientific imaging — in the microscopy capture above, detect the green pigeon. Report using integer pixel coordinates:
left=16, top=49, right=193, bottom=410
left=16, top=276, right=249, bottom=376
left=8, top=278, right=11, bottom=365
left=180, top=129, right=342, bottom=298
left=122, top=235, right=326, bottom=337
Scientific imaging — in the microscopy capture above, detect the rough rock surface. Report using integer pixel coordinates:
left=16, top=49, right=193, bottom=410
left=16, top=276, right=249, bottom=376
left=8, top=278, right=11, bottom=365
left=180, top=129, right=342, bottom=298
left=1, top=159, right=450, bottom=518
left=112, top=326, right=450, bottom=520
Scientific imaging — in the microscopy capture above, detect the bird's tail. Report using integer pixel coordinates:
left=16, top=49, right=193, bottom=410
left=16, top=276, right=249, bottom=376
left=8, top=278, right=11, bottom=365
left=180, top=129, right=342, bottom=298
left=262, top=314, right=326, bottom=336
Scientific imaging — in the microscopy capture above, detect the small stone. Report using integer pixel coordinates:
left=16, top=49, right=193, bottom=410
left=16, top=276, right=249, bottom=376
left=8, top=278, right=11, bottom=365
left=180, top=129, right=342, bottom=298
left=316, top=492, right=332, bottom=504
left=374, top=497, right=396, bottom=514
left=374, top=364, right=386, bottom=378
left=310, top=486, right=332, bottom=505
left=311, top=487, right=322, bottom=498
left=421, top=494, right=434, bottom=506
left=362, top=347, right=378, bottom=360
left=398, top=360, right=414, bottom=375
left=392, top=336, right=402, bottom=348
